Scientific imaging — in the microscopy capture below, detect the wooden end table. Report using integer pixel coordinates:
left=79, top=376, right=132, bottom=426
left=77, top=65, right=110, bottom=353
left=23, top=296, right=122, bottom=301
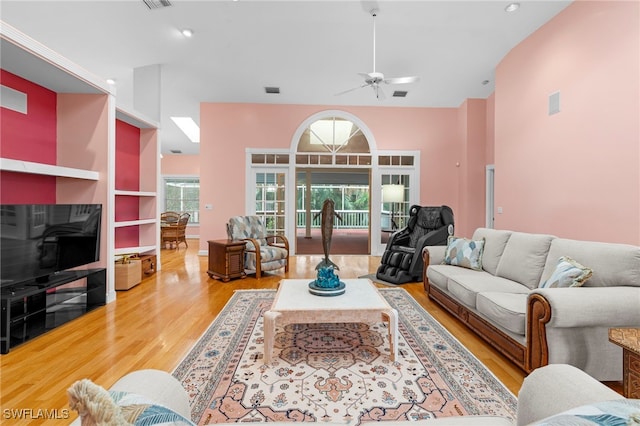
left=207, top=239, right=246, bottom=282
left=609, top=327, right=640, bottom=398
left=263, top=279, right=398, bottom=364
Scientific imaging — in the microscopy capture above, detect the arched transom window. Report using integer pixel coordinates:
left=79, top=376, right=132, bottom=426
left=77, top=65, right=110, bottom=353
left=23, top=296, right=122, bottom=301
left=296, top=117, right=371, bottom=166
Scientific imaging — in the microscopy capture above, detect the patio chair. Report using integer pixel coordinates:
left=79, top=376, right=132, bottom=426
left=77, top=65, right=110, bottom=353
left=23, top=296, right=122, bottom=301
left=161, top=212, right=190, bottom=249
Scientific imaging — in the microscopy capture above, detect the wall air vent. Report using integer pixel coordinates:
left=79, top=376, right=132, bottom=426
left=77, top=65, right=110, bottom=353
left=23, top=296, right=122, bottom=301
left=170, top=149, right=182, bottom=154
left=265, top=87, right=280, bottom=94
left=392, top=91, right=408, bottom=98
left=143, top=0, right=172, bottom=10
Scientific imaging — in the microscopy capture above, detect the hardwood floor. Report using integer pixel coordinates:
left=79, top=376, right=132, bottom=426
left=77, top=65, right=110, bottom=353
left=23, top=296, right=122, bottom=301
left=0, top=240, right=529, bottom=424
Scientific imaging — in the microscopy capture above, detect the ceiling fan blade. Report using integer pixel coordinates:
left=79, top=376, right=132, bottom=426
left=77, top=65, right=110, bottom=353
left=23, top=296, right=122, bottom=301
left=384, top=76, right=420, bottom=85
left=335, top=82, right=370, bottom=96
left=373, top=84, right=386, bottom=100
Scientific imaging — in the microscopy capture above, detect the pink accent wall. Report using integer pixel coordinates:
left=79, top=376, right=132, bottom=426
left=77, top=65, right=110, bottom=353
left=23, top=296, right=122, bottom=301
left=494, top=1, right=640, bottom=244
left=0, top=70, right=57, bottom=163
left=0, top=69, right=57, bottom=202
left=457, top=99, right=487, bottom=237
left=114, top=119, right=141, bottom=248
left=485, top=93, right=495, bottom=165
left=161, top=154, right=200, bottom=175
left=115, top=120, right=141, bottom=191
left=199, top=103, right=464, bottom=252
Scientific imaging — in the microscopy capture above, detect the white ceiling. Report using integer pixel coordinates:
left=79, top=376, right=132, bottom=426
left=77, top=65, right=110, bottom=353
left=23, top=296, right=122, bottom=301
left=0, top=0, right=571, bottom=155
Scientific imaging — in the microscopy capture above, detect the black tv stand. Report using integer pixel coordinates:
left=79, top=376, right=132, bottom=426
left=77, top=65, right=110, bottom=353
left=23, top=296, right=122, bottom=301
left=0, top=268, right=106, bottom=354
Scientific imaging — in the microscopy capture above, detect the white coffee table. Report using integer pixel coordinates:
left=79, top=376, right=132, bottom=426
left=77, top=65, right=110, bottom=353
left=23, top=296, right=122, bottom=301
left=263, top=278, right=398, bottom=364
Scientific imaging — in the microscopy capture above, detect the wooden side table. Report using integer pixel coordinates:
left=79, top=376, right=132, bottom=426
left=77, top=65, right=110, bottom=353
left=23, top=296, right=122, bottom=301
left=207, top=240, right=246, bottom=282
left=609, top=327, right=640, bottom=398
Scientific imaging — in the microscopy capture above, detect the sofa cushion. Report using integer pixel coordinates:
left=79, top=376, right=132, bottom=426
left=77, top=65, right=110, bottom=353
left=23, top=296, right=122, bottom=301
left=476, top=292, right=528, bottom=335
left=447, top=273, right=530, bottom=309
left=472, top=228, right=512, bottom=275
left=427, top=264, right=480, bottom=292
left=539, top=256, right=592, bottom=288
left=540, top=238, right=640, bottom=288
left=495, top=232, right=555, bottom=290
left=443, top=236, right=485, bottom=271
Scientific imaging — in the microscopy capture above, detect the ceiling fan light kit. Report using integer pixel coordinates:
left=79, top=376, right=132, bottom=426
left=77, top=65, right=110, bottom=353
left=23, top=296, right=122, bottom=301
left=336, top=9, right=419, bottom=100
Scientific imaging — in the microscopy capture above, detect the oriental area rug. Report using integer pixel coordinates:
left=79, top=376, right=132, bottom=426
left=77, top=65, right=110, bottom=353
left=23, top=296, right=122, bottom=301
left=172, top=289, right=517, bottom=425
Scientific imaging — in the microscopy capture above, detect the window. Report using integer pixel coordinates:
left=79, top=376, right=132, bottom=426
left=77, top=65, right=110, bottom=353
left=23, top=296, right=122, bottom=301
left=164, top=177, right=199, bottom=223
left=254, top=172, right=286, bottom=234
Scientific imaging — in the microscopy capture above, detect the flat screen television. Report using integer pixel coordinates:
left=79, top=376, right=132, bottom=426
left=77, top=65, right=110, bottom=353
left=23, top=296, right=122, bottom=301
left=0, top=204, right=102, bottom=289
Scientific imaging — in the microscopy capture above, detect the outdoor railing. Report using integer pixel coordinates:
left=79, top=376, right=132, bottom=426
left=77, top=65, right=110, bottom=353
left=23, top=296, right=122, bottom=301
left=296, top=209, right=369, bottom=229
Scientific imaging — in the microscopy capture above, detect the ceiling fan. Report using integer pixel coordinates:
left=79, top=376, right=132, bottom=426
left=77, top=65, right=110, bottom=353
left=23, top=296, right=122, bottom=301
left=336, top=9, right=419, bottom=100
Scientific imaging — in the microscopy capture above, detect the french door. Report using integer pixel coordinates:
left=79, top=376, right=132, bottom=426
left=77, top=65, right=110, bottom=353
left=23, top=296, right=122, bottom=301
left=247, top=168, right=289, bottom=236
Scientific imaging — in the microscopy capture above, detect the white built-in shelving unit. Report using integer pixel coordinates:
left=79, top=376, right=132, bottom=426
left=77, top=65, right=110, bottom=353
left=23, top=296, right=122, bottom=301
left=1, top=21, right=161, bottom=301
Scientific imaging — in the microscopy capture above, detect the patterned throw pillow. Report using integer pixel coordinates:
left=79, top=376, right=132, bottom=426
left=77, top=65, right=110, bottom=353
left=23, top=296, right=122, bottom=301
left=443, top=236, right=485, bottom=271
left=110, top=391, right=195, bottom=425
left=539, top=256, right=593, bottom=288
left=67, top=378, right=194, bottom=426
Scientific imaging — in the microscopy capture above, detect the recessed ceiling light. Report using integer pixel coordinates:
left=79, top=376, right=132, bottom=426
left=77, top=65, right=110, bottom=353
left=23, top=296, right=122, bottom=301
left=171, top=117, right=200, bottom=143
left=505, top=3, right=520, bottom=13
left=106, top=78, right=116, bottom=85
left=181, top=29, right=193, bottom=37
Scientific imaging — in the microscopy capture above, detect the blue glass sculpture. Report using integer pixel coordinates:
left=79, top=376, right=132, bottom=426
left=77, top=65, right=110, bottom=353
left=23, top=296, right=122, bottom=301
left=309, top=265, right=345, bottom=296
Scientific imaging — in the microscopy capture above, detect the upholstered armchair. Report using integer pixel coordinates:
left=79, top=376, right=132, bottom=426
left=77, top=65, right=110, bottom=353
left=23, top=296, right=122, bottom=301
left=227, top=216, right=289, bottom=278
left=376, top=205, right=454, bottom=284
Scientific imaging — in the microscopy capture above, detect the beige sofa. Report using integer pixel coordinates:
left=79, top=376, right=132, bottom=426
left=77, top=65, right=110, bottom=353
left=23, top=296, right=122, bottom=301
left=422, top=227, right=640, bottom=380
left=68, top=364, right=628, bottom=425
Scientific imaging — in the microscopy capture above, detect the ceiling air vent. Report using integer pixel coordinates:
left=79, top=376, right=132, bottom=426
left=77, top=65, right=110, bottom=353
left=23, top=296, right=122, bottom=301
left=392, top=91, right=408, bottom=98
left=170, top=149, right=182, bottom=154
left=143, top=0, right=172, bottom=10
left=265, top=87, right=280, bottom=94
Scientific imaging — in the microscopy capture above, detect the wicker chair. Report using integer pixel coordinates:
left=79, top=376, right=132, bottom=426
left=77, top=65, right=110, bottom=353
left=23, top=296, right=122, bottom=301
left=227, top=215, right=289, bottom=278
left=161, top=212, right=190, bottom=249
left=160, top=211, right=180, bottom=224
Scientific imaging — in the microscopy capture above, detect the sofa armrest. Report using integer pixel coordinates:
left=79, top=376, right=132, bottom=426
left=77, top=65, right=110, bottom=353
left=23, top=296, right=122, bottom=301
left=531, top=287, right=640, bottom=328
left=526, top=287, right=640, bottom=372
left=516, top=364, right=623, bottom=426
left=421, top=245, right=447, bottom=291
left=423, top=245, right=447, bottom=266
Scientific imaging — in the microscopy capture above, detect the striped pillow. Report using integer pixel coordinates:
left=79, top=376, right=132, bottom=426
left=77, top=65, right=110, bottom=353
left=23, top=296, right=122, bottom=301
left=540, top=256, right=592, bottom=288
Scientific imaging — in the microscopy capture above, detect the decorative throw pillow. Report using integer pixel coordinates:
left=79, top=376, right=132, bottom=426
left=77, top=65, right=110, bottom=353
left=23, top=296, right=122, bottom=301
left=539, top=256, right=593, bottom=288
left=68, top=379, right=195, bottom=426
left=443, top=236, right=485, bottom=271
left=67, top=379, right=130, bottom=425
